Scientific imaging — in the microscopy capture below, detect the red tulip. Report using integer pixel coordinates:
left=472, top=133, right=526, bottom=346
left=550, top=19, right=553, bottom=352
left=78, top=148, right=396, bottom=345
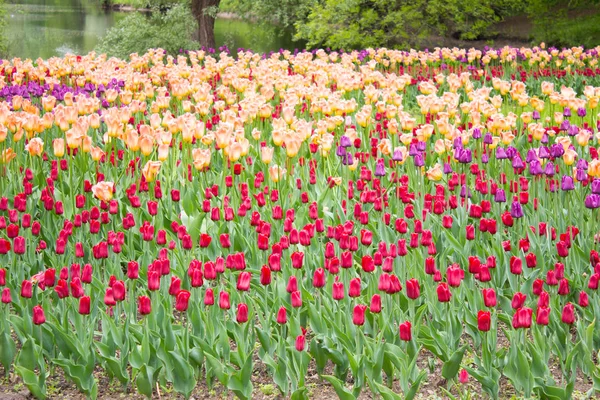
left=558, top=279, right=570, bottom=295
left=219, top=234, right=231, bottom=248
left=295, top=335, right=306, bottom=351
left=310, top=268, right=326, bottom=288
left=21, top=280, right=33, bottom=298
left=332, top=281, right=345, bottom=300
left=556, top=241, right=569, bottom=257
left=219, top=291, right=230, bottom=310
left=579, top=291, right=589, bottom=307
left=442, top=215, right=453, bottom=228
left=447, top=265, right=464, bottom=287
left=349, top=278, right=361, bottom=297
left=112, top=280, right=126, bottom=301
left=561, top=303, right=575, bottom=324
left=399, top=321, right=412, bottom=341
left=236, top=303, right=248, bottom=323
left=260, top=266, right=271, bottom=286
left=361, top=255, right=375, bottom=272
left=509, top=256, right=522, bottom=275
left=204, top=288, right=214, bottom=306
left=79, top=296, right=91, bottom=315
left=459, top=369, right=469, bottom=384
left=482, top=288, right=497, bottom=307
left=175, top=290, right=191, bottom=312
left=436, top=282, right=451, bottom=302
left=511, top=292, right=527, bottom=309
left=286, top=276, right=298, bottom=293
left=1, top=288, right=11, bottom=304
left=352, top=304, right=367, bottom=326
left=525, top=253, right=537, bottom=268
left=138, top=296, right=151, bottom=315
left=536, top=307, right=550, bottom=325
left=477, top=310, right=491, bottom=331
left=237, top=271, right=251, bottom=292
left=406, top=278, right=420, bottom=299
left=277, top=307, right=287, bottom=324
left=291, top=251, right=304, bottom=269
left=512, top=307, right=532, bottom=329
left=291, top=291, right=303, bottom=308
left=370, top=294, right=382, bottom=313
left=32, top=305, right=46, bottom=325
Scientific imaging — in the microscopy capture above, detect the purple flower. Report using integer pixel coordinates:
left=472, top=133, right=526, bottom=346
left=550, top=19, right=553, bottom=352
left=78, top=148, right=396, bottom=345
left=512, top=156, right=525, bottom=169
left=460, top=185, right=471, bottom=198
left=584, top=194, right=600, bottom=209
left=336, top=145, right=346, bottom=157
left=561, top=175, right=575, bottom=191
left=576, top=168, right=588, bottom=183
left=457, top=148, right=472, bottom=164
left=544, top=162, right=555, bottom=176
left=375, top=160, right=386, bottom=177
left=563, top=107, right=571, bottom=117
left=443, top=163, right=453, bottom=174
left=496, top=148, right=508, bottom=159
left=591, top=179, right=600, bottom=194
left=413, top=153, right=425, bottom=167
left=538, top=146, right=550, bottom=159
left=550, top=144, right=564, bottom=158
left=510, top=201, right=524, bottom=218
left=532, top=110, right=540, bottom=120
left=529, top=160, right=543, bottom=175
left=494, top=189, right=506, bottom=203
left=483, top=133, right=493, bottom=144
left=392, top=149, right=403, bottom=162
left=340, top=135, right=351, bottom=148
left=472, top=128, right=482, bottom=139
left=577, top=107, right=586, bottom=117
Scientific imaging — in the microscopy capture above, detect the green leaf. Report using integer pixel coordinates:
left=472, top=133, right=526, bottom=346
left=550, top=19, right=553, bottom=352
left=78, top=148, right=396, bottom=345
left=136, top=364, right=155, bottom=399
left=374, top=382, right=403, bottom=400
left=291, top=387, right=308, bottom=400
left=169, top=350, right=196, bottom=399
left=0, top=329, right=16, bottom=373
left=322, top=375, right=356, bottom=400
left=441, top=345, right=466, bottom=381
left=404, top=370, right=427, bottom=400
left=14, top=366, right=46, bottom=400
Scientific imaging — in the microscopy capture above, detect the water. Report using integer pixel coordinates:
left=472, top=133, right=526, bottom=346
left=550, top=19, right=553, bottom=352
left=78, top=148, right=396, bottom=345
left=5, top=0, right=298, bottom=59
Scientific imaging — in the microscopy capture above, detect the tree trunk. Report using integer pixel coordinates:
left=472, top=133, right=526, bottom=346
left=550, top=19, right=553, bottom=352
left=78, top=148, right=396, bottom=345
left=191, top=0, right=220, bottom=50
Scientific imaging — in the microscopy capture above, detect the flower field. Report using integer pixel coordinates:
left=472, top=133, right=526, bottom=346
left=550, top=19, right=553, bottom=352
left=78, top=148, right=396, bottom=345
left=1, top=45, right=600, bottom=399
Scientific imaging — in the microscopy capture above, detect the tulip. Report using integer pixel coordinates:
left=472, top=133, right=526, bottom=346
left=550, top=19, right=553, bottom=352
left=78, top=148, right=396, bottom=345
left=21, top=280, right=33, bottom=298
left=561, top=303, right=575, bottom=324
left=175, top=290, right=191, bottom=312
left=138, top=296, right=151, bottom=315
left=286, top=276, right=298, bottom=293
left=289, top=290, right=302, bottom=308
left=399, top=321, right=412, bottom=341
left=482, top=288, right=497, bottom=307
left=204, top=288, right=214, bottom=306
left=536, top=307, right=550, bottom=325
left=236, top=303, right=249, bottom=323
left=79, top=296, right=91, bottom=315
left=511, top=292, right=527, bottom=309
left=349, top=278, right=361, bottom=297
left=313, top=268, right=326, bottom=288
left=1, top=288, right=11, bottom=304
left=332, top=281, right=345, bottom=300
left=237, top=271, right=251, bottom=291
left=459, top=369, right=470, bottom=385
left=436, top=282, right=451, bottom=302
left=406, top=278, right=420, bottom=299
left=477, top=311, right=491, bottom=331
left=219, top=291, right=230, bottom=310
left=353, top=304, right=367, bottom=326
left=260, top=266, right=271, bottom=286
left=512, top=307, right=532, bottom=329
left=295, top=335, right=306, bottom=351
left=291, top=251, right=304, bottom=269
left=32, top=305, right=46, bottom=325
left=277, top=307, right=287, bottom=324
left=370, top=294, right=382, bottom=313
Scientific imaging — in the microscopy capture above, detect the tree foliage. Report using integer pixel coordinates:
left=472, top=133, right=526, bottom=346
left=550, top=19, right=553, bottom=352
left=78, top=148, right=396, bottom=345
left=96, top=4, right=198, bottom=59
left=294, top=0, right=524, bottom=50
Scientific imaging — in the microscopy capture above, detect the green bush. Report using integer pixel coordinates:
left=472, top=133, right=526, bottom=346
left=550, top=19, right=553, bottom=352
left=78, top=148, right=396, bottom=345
left=96, top=4, right=198, bottom=59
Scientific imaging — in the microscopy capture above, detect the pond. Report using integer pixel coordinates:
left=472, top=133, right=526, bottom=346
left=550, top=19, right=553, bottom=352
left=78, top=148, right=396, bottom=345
left=5, top=0, right=298, bottom=59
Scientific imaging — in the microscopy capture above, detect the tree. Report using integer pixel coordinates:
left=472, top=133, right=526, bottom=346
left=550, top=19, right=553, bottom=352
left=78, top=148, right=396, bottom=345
left=294, top=0, right=523, bottom=50
left=191, top=0, right=220, bottom=50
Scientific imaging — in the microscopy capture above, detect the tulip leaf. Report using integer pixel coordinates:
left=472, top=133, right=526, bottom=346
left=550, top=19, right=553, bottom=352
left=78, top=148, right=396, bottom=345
left=291, top=387, right=308, bottom=400
left=169, top=350, right=196, bottom=398
left=465, top=366, right=499, bottom=399
left=374, top=381, right=402, bottom=399
left=441, top=345, right=466, bottom=381
left=0, top=329, right=16, bottom=374
left=322, top=375, right=356, bottom=400
left=404, top=370, right=427, bottom=400
left=135, top=364, right=155, bottom=398
left=14, top=366, right=47, bottom=400
left=309, top=339, right=327, bottom=375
